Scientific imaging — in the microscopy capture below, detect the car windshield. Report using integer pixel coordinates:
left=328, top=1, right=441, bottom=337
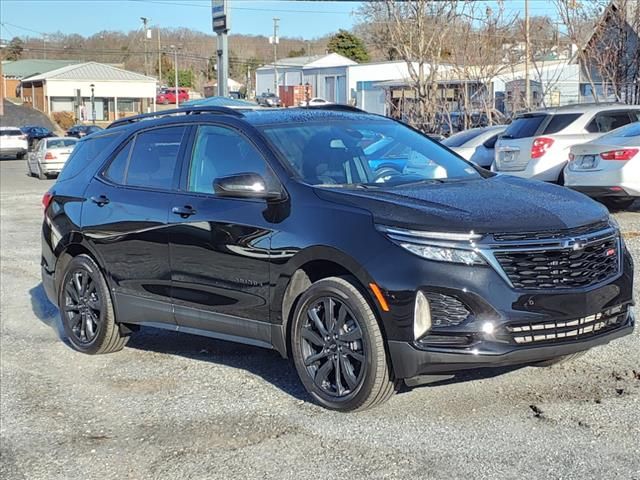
left=442, top=128, right=484, bottom=147
left=261, top=120, right=482, bottom=187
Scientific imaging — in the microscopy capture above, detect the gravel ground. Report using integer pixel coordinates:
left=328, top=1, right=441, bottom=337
left=1, top=157, right=639, bottom=480
left=0, top=100, right=58, bottom=132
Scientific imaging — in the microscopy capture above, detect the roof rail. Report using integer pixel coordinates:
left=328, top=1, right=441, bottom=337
left=107, top=106, right=244, bottom=129
left=299, top=104, right=366, bottom=114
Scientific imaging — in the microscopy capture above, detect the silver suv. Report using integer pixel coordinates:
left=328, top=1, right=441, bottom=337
left=492, top=104, right=640, bottom=182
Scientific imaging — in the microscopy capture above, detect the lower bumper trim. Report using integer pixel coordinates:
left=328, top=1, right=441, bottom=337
left=389, top=313, right=634, bottom=378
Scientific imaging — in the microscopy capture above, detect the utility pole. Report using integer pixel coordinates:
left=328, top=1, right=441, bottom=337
left=524, top=0, right=530, bottom=111
left=43, top=34, right=47, bottom=59
left=271, top=17, right=280, bottom=95
left=157, top=26, right=162, bottom=84
left=170, top=45, right=180, bottom=108
left=141, top=17, right=149, bottom=76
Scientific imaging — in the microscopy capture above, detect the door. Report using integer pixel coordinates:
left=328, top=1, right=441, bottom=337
left=168, top=124, right=281, bottom=345
left=81, top=125, right=189, bottom=325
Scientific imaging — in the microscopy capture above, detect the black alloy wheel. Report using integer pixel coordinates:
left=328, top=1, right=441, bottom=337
left=291, top=276, right=397, bottom=411
left=58, top=255, right=128, bottom=354
left=62, top=268, right=102, bottom=344
left=300, top=296, right=367, bottom=397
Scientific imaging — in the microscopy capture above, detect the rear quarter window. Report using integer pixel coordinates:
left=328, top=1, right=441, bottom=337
left=502, top=115, right=547, bottom=139
left=57, top=134, right=121, bottom=182
left=542, top=113, right=581, bottom=134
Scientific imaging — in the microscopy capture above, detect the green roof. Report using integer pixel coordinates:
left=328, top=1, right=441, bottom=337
left=1, top=59, right=81, bottom=79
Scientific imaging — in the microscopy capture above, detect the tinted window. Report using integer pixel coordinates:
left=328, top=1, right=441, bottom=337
left=502, top=115, right=547, bottom=139
left=443, top=129, right=484, bottom=147
left=104, top=140, right=133, bottom=184
left=543, top=113, right=581, bottom=134
left=586, top=112, right=634, bottom=133
left=261, top=120, right=481, bottom=187
left=46, top=138, right=77, bottom=148
left=1, top=129, right=22, bottom=136
left=58, top=134, right=120, bottom=181
left=126, top=126, right=186, bottom=190
left=483, top=134, right=500, bottom=149
left=188, top=125, right=275, bottom=194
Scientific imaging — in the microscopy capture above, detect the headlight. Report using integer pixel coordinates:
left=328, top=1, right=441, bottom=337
left=399, top=243, right=486, bottom=265
left=609, top=215, right=620, bottom=231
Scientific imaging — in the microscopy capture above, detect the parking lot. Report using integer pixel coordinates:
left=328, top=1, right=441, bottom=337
left=1, top=156, right=639, bottom=480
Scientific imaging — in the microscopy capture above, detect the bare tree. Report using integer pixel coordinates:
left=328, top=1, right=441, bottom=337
left=358, top=0, right=471, bottom=129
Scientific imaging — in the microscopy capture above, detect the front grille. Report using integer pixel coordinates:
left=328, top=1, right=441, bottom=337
left=494, top=237, right=619, bottom=290
left=493, top=221, right=609, bottom=242
left=505, top=305, right=628, bottom=345
left=425, top=292, right=471, bottom=327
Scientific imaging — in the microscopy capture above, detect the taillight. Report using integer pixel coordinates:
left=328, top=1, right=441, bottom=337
left=42, top=191, right=53, bottom=210
left=44, top=152, right=56, bottom=160
left=599, top=148, right=639, bottom=161
left=530, top=137, right=555, bottom=159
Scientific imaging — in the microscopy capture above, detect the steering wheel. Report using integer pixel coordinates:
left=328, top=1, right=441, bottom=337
left=373, top=167, right=402, bottom=183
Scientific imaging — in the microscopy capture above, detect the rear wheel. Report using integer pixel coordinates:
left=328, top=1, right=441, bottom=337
left=37, top=163, right=47, bottom=180
left=291, top=276, right=397, bottom=411
left=58, top=255, right=128, bottom=354
left=602, top=197, right=635, bottom=210
left=16, top=152, right=25, bottom=160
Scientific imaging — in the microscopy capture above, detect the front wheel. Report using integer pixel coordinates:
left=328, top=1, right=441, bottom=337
left=58, top=255, right=128, bottom=354
left=291, top=276, right=397, bottom=411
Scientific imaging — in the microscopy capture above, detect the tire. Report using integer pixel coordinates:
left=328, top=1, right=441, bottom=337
left=37, top=163, right=47, bottom=180
left=532, top=351, right=586, bottom=367
left=58, top=254, right=128, bottom=354
left=602, top=197, right=635, bottom=211
left=16, top=152, right=25, bottom=160
left=291, top=276, right=397, bottom=411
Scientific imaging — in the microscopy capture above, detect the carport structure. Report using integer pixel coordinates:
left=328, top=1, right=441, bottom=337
left=19, top=62, right=157, bottom=122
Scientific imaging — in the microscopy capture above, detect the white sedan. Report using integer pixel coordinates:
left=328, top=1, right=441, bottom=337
left=442, top=125, right=506, bottom=168
left=564, top=122, right=639, bottom=210
left=27, top=137, right=78, bottom=179
left=300, top=97, right=332, bottom=107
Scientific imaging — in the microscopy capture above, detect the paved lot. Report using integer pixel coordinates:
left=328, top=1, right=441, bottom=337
left=1, top=157, right=639, bottom=480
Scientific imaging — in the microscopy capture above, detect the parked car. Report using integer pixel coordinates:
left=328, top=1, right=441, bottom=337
left=42, top=105, right=634, bottom=412
left=20, top=125, right=55, bottom=149
left=66, top=125, right=104, bottom=138
left=493, top=104, right=640, bottom=182
left=27, top=137, right=78, bottom=179
left=156, top=88, right=190, bottom=105
left=300, top=97, right=332, bottom=107
left=257, top=92, right=281, bottom=107
left=564, top=121, right=640, bottom=210
left=443, top=125, right=507, bottom=168
left=0, top=126, right=28, bottom=159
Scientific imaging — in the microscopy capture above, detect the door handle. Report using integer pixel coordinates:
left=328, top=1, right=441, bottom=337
left=90, top=195, right=110, bottom=207
left=172, top=205, right=197, bottom=218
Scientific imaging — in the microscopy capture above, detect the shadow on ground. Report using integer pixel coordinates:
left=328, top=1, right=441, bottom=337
left=29, top=281, right=529, bottom=403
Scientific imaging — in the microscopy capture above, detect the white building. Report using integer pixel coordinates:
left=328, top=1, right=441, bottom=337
left=256, top=53, right=357, bottom=104
left=20, top=62, right=157, bottom=121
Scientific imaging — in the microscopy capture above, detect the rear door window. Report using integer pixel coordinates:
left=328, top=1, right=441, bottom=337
left=125, top=126, right=187, bottom=190
left=542, top=113, right=581, bottom=134
left=586, top=111, right=635, bottom=133
left=502, top=115, right=547, bottom=139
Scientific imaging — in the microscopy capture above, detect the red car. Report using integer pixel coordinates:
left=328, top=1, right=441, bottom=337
left=156, top=88, right=189, bottom=105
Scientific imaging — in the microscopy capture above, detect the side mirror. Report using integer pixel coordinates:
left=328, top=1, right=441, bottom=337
left=213, top=173, right=283, bottom=201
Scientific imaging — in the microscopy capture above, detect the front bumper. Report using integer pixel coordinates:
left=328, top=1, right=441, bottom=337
left=389, top=309, right=634, bottom=378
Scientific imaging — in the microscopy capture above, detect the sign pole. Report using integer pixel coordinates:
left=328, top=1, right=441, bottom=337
left=212, top=0, right=229, bottom=98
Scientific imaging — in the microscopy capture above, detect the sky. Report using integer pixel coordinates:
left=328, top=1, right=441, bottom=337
left=0, top=0, right=561, bottom=41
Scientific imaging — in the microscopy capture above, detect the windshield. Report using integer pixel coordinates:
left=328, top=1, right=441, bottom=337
left=443, top=128, right=484, bottom=147
left=502, top=114, right=547, bottom=139
left=261, top=120, right=482, bottom=187
left=47, top=138, right=77, bottom=148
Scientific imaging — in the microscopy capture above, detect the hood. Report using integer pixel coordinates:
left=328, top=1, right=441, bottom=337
left=314, top=175, right=609, bottom=234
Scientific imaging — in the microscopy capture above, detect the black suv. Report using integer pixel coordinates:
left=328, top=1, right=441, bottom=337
left=41, top=106, right=634, bottom=411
